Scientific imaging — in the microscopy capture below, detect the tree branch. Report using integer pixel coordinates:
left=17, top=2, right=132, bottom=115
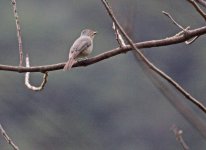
left=112, top=22, right=126, bottom=47
left=196, top=0, right=206, bottom=7
left=187, top=0, right=206, bottom=20
left=0, top=25, right=206, bottom=73
left=162, top=11, right=188, bottom=31
left=101, top=0, right=206, bottom=113
left=11, top=0, right=23, bottom=66
left=162, top=11, right=198, bottom=45
left=25, top=55, right=48, bottom=91
left=171, top=125, right=190, bottom=150
left=0, top=124, right=19, bottom=150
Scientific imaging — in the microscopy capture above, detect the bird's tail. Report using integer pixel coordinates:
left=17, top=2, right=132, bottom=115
left=63, top=58, right=76, bottom=71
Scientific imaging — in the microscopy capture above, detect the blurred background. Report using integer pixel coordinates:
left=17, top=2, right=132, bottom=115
left=0, top=0, right=206, bottom=149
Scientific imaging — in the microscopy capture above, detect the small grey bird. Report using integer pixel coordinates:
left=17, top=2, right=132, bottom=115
left=63, top=29, right=97, bottom=71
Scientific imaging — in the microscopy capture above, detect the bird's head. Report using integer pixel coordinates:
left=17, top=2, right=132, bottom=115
left=81, top=29, right=97, bottom=38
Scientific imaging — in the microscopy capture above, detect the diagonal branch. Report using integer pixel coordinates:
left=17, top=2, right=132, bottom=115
left=0, top=124, right=19, bottom=150
left=196, top=0, right=206, bottom=7
left=187, top=0, right=206, bottom=21
left=139, top=57, right=206, bottom=138
left=101, top=0, right=206, bottom=113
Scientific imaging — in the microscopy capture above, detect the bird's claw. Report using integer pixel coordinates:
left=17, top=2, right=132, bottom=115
left=77, top=57, right=88, bottom=62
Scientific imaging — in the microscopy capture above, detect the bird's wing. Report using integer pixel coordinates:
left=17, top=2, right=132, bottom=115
left=70, top=37, right=92, bottom=59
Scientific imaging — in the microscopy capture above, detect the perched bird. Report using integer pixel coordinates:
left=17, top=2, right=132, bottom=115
left=63, top=29, right=97, bottom=71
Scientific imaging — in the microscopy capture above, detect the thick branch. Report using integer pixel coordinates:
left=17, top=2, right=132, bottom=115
left=0, top=26, right=206, bottom=73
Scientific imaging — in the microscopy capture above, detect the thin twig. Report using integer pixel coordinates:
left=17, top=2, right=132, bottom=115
left=112, top=22, right=126, bottom=47
left=187, top=0, right=206, bottom=21
left=162, top=11, right=199, bottom=44
left=101, top=0, right=206, bottom=113
left=175, top=27, right=190, bottom=37
left=11, top=0, right=23, bottom=66
left=0, top=124, right=19, bottom=150
left=25, top=55, right=48, bottom=91
left=162, top=11, right=187, bottom=31
left=171, top=125, right=190, bottom=150
left=196, top=0, right=206, bottom=7
left=185, top=36, right=199, bottom=44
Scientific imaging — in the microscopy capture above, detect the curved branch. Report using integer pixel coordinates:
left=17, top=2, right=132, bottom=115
left=25, top=55, right=48, bottom=91
left=0, top=26, right=206, bottom=73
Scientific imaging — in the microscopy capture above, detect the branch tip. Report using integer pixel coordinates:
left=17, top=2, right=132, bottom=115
left=171, top=125, right=190, bottom=150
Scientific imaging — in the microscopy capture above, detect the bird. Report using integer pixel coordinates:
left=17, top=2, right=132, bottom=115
left=63, top=29, right=97, bottom=71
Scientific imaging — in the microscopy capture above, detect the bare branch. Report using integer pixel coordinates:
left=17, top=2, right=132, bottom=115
left=25, top=55, right=48, bottom=91
left=0, top=124, right=19, bottom=150
left=138, top=58, right=206, bottom=138
left=11, top=0, right=23, bottom=66
left=174, top=26, right=190, bottom=37
left=196, top=0, right=206, bottom=7
left=187, top=0, right=206, bottom=21
left=162, top=11, right=199, bottom=44
left=162, top=11, right=187, bottom=31
left=185, top=35, right=199, bottom=44
left=112, top=22, right=126, bottom=47
left=171, top=125, right=190, bottom=150
left=0, top=25, right=205, bottom=72
left=101, top=0, right=206, bottom=113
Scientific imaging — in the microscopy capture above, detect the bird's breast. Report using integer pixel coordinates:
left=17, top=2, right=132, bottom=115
left=79, top=44, right=93, bottom=57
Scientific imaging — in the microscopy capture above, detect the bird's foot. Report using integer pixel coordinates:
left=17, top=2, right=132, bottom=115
left=77, top=57, right=88, bottom=62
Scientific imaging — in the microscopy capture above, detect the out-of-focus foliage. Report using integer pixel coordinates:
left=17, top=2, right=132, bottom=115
left=0, top=0, right=206, bottom=150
